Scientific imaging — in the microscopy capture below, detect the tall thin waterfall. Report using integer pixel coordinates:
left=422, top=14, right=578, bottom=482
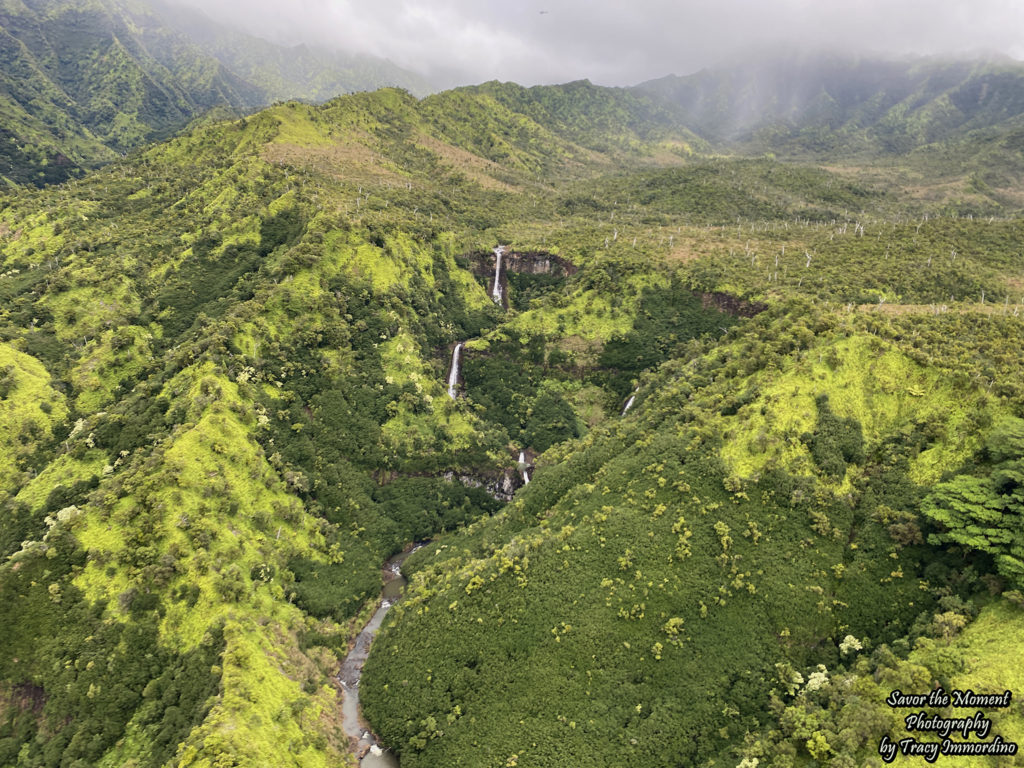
left=492, top=246, right=504, bottom=305
left=518, top=450, right=530, bottom=484
left=447, top=343, right=463, bottom=399
left=621, top=387, right=638, bottom=416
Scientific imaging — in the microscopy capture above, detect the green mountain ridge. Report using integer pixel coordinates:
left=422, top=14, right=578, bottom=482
left=0, top=69, right=1023, bottom=768
left=0, top=0, right=430, bottom=186
left=147, top=0, right=431, bottom=103
left=0, top=84, right=717, bottom=767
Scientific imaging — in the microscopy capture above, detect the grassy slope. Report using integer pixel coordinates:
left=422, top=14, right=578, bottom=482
left=0, top=342, right=68, bottom=496
left=0, top=84, right=717, bottom=766
left=1, top=79, right=1023, bottom=768
left=362, top=303, right=1024, bottom=767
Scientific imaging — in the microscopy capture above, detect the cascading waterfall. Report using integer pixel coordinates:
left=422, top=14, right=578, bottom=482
left=492, top=246, right=505, bottom=305
left=447, top=343, right=463, bottom=399
left=518, top=450, right=530, bottom=484
left=621, top=388, right=638, bottom=415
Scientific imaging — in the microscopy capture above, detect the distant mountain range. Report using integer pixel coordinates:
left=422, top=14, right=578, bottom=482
left=146, top=0, right=431, bottom=102
left=0, top=0, right=430, bottom=184
left=4, top=0, right=1024, bottom=191
left=634, top=52, right=1024, bottom=156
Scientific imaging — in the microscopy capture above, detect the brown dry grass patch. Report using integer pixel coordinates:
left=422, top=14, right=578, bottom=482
left=645, top=145, right=694, bottom=167
left=662, top=227, right=811, bottom=267
left=264, top=138, right=403, bottom=184
left=854, top=303, right=1015, bottom=316
left=415, top=134, right=519, bottom=191
left=1005, top=276, right=1024, bottom=293
left=665, top=244, right=704, bottom=263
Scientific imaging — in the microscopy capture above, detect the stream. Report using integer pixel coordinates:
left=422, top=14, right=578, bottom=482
left=334, top=243, right=558, bottom=764
left=338, top=547, right=420, bottom=767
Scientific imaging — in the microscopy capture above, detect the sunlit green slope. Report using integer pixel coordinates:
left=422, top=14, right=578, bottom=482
left=1, top=78, right=1023, bottom=768
left=0, top=82, right=720, bottom=766
left=363, top=301, right=1024, bottom=767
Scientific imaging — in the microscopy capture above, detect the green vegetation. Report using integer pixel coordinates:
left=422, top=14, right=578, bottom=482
left=2, top=55, right=1024, bottom=768
left=362, top=303, right=1022, bottom=767
left=923, top=417, right=1024, bottom=587
left=0, top=0, right=428, bottom=185
left=637, top=54, right=1024, bottom=160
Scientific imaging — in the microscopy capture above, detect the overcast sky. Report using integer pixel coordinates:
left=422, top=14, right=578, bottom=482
left=169, top=0, right=1024, bottom=88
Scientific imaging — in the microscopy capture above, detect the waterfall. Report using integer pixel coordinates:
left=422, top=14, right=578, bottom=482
left=621, top=388, right=638, bottom=416
left=447, top=343, right=463, bottom=399
left=518, top=450, right=530, bottom=484
left=492, top=246, right=504, bottom=305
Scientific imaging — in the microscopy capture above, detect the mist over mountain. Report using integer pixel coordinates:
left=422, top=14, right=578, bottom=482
left=6, top=0, right=1024, bottom=188
left=161, top=0, right=1024, bottom=89
left=0, top=0, right=429, bottom=185
left=145, top=0, right=432, bottom=101
left=635, top=52, right=1024, bottom=155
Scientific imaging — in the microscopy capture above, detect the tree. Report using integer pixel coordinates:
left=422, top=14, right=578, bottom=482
left=922, top=417, right=1024, bottom=586
left=522, top=388, right=579, bottom=452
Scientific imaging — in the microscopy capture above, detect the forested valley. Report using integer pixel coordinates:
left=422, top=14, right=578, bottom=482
left=1, top=22, right=1024, bottom=767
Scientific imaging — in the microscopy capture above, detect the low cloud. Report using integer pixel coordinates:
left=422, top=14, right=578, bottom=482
left=168, top=0, right=1024, bottom=87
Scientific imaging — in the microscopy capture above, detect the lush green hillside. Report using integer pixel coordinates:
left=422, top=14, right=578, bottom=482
left=456, top=79, right=704, bottom=157
left=0, top=73, right=1023, bottom=768
left=0, top=83, right=718, bottom=766
left=0, top=0, right=429, bottom=186
left=363, top=302, right=1024, bottom=767
left=0, top=0, right=258, bottom=184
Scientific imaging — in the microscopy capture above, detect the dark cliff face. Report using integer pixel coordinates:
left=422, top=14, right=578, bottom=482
left=503, top=250, right=578, bottom=276
left=463, top=249, right=577, bottom=278
left=461, top=248, right=579, bottom=311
